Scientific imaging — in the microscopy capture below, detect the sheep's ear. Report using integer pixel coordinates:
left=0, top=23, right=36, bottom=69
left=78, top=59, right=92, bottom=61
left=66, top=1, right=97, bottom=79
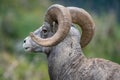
left=51, top=21, right=58, bottom=33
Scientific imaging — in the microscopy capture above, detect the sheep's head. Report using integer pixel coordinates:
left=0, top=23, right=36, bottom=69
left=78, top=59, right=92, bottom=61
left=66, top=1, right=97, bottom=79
left=23, top=22, right=56, bottom=53
left=23, top=4, right=71, bottom=54
left=23, top=4, right=95, bottom=54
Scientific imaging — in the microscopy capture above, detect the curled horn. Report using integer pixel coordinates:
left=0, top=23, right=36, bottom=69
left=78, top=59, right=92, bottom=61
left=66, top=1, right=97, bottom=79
left=30, top=4, right=72, bottom=47
left=67, top=7, right=95, bottom=48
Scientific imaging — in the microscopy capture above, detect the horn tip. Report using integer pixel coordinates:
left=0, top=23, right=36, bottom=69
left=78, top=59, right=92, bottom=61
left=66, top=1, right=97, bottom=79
left=29, top=32, right=34, bottom=37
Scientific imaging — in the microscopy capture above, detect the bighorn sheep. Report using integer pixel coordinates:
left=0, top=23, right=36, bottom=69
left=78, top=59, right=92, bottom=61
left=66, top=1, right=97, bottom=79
left=23, top=4, right=120, bottom=80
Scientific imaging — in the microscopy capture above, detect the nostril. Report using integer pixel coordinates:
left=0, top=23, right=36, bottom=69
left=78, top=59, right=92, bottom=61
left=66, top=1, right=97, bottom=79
left=24, top=40, right=26, bottom=43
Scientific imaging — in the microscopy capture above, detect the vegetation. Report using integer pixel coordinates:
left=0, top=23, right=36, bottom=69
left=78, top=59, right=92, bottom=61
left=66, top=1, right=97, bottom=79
left=0, top=0, right=120, bottom=80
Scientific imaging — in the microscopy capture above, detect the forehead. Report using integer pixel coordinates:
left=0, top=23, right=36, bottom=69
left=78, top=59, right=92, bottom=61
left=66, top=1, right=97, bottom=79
left=33, top=27, right=42, bottom=35
left=33, top=22, right=52, bottom=34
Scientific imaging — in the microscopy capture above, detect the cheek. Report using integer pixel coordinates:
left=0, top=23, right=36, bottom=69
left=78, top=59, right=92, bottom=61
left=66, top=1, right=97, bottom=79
left=42, top=47, right=52, bottom=54
left=30, top=40, right=38, bottom=47
left=26, top=40, right=32, bottom=47
left=30, top=42, right=43, bottom=52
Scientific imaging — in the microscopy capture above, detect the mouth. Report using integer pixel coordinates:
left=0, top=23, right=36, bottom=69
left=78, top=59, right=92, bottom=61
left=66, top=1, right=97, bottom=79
left=24, top=47, right=32, bottom=52
left=25, top=47, right=30, bottom=49
left=23, top=43, right=42, bottom=53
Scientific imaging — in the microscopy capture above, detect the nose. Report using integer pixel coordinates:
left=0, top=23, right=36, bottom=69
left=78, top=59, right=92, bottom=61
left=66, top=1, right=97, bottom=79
left=24, top=39, right=26, bottom=43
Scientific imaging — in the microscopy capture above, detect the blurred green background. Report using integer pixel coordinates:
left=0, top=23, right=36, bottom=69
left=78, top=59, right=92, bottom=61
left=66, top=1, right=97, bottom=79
left=0, top=0, right=120, bottom=80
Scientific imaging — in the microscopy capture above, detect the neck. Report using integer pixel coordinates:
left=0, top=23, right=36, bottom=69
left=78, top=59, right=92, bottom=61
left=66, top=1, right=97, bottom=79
left=47, top=37, right=86, bottom=80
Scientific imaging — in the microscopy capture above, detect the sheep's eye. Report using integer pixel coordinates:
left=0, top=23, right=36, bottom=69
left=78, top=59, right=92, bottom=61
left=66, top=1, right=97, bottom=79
left=42, top=29, right=47, bottom=33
